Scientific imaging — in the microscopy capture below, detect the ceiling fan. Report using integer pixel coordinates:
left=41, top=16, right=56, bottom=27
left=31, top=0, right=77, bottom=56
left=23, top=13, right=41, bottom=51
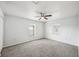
left=36, top=12, right=52, bottom=20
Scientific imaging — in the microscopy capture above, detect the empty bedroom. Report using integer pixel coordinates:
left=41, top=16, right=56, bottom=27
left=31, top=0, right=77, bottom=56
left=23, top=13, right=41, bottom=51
left=0, top=1, right=79, bottom=57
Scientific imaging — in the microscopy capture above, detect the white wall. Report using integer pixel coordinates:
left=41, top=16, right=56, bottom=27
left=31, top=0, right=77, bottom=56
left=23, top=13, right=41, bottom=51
left=0, top=17, right=3, bottom=56
left=78, top=14, right=79, bottom=56
left=3, top=13, right=78, bottom=47
left=3, top=15, right=44, bottom=47
left=0, top=8, right=4, bottom=56
left=45, top=15, right=78, bottom=46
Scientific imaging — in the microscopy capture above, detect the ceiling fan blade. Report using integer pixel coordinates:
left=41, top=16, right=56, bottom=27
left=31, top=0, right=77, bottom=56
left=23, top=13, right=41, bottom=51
left=45, top=15, right=52, bottom=17
left=44, top=17, right=48, bottom=20
left=38, top=17, right=41, bottom=20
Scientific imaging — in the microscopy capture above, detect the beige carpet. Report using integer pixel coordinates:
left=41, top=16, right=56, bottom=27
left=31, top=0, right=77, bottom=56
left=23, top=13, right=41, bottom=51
left=1, top=39, right=78, bottom=57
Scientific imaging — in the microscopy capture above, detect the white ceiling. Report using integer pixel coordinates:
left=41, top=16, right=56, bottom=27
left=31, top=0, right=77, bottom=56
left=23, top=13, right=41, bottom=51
left=0, top=1, right=79, bottom=22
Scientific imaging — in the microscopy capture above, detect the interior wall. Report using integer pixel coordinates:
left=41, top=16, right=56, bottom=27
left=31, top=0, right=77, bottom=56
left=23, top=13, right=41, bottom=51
left=77, top=14, right=79, bottom=56
left=0, top=17, right=3, bottom=55
left=3, top=13, right=78, bottom=47
left=3, top=14, right=44, bottom=47
left=0, top=8, right=4, bottom=56
left=45, top=15, right=78, bottom=46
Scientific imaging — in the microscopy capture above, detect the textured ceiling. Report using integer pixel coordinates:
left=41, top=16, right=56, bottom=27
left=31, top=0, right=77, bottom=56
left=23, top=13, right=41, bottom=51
left=0, top=1, right=79, bottom=22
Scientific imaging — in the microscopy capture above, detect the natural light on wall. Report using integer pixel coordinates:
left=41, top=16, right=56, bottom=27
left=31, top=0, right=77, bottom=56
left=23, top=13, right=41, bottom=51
left=28, top=26, right=33, bottom=30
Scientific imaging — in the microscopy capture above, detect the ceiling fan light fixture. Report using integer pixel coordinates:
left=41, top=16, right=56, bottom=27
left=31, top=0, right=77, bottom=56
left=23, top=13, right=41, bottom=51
left=39, top=17, right=47, bottom=20
left=41, top=17, right=44, bottom=19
